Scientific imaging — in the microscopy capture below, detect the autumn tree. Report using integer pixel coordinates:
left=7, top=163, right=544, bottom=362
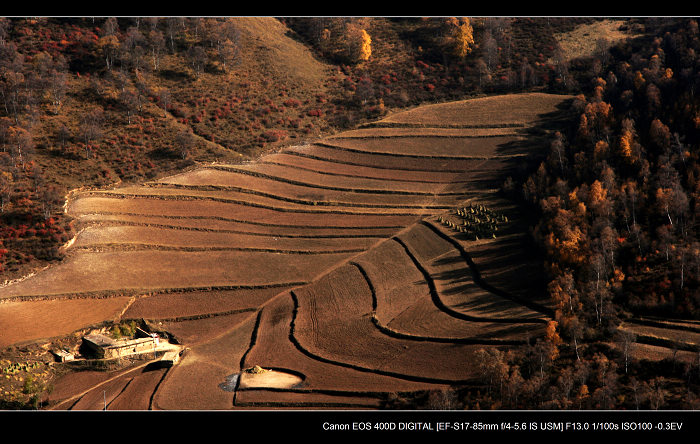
left=443, top=17, right=474, bottom=61
left=520, top=58, right=536, bottom=89
left=644, top=377, right=668, bottom=410
left=427, top=388, right=458, bottom=410
left=476, top=59, right=491, bottom=90
left=655, top=179, right=688, bottom=229
left=97, top=33, right=120, bottom=71
left=345, top=24, right=371, bottom=63
left=476, top=347, right=510, bottom=400
left=354, top=76, right=374, bottom=106
left=103, top=17, right=119, bottom=37
left=591, top=353, right=619, bottom=409
left=56, top=123, right=71, bottom=152
left=119, top=26, right=146, bottom=72
left=551, top=43, right=573, bottom=90
left=0, top=18, right=9, bottom=47
left=548, top=271, right=583, bottom=360
left=621, top=179, right=643, bottom=253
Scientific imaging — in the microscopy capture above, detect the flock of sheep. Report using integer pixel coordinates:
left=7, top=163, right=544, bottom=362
left=438, top=203, right=508, bottom=241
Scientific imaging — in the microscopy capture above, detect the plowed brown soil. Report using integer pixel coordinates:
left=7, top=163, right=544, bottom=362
left=2, top=93, right=591, bottom=410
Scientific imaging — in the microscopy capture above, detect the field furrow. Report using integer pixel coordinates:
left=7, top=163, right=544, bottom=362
left=259, top=152, right=470, bottom=183
left=0, top=92, right=575, bottom=410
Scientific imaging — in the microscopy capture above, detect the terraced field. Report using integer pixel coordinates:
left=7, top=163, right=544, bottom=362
left=2, top=92, right=588, bottom=409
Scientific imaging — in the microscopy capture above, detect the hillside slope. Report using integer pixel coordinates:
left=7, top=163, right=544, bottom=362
left=0, top=92, right=572, bottom=409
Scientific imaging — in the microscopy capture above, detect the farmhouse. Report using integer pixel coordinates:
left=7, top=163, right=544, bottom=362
left=81, top=332, right=159, bottom=359
left=160, top=350, right=181, bottom=366
left=52, top=349, right=75, bottom=362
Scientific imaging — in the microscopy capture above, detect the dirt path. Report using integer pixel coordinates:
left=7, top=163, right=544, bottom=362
left=49, top=359, right=162, bottom=410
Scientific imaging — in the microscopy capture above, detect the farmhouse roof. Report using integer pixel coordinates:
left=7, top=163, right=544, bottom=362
left=83, top=334, right=116, bottom=348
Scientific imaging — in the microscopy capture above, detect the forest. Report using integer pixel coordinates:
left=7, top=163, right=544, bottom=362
left=490, top=17, right=700, bottom=410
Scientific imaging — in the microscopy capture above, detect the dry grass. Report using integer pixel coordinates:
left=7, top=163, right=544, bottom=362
left=233, top=17, right=330, bottom=91
left=378, top=93, right=574, bottom=127
left=552, top=19, right=642, bottom=61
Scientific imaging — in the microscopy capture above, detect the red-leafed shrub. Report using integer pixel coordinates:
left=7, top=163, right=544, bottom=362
left=261, top=129, right=288, bottom=142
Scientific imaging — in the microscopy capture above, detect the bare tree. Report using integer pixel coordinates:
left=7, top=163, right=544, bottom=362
left=38, top=184, right=62, bottom=220
left=9, top=126, right=33, bottom=167
left=119, top=88, right=139, bottom=124
left=174, top=129, right=195, bottom=159
left=615, top=330, right=637, bottom=374
left=165, top=17, right=179, bottom=53
left=57, top=123, right=71, bottom=151
left=219, top=38, right=240, bottom=73
left=550, top=131, right=567, bottom=177
left=47, top=69, right=68, bottom=115
left=148, top=29, right=165, bottom=71
left=80, top=106, right=104, bottom=159
left=482, top=30, right=498, bottom=70
left=158, top=87, right=171, bottom=117
left=187, top=46, right=207, bottom=78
